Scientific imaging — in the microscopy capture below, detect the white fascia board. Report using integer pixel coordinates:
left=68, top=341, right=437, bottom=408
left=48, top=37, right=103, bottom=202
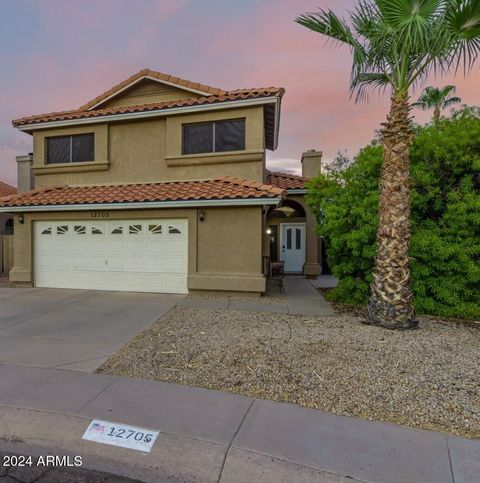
left=18, top=97, right=279, bottom=132
left=0, top=197, right=281, bottom=213
left=88, top=76, right=214, bottom=110
left=287, top=189, right=307, bottom=195
left=274, top=97, right=281, bottom=150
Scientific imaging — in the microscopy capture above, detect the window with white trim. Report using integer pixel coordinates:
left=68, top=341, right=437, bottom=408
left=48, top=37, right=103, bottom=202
left=182, top=119, right=245, bottom=155
left=46, top=133, right=94, bottom=164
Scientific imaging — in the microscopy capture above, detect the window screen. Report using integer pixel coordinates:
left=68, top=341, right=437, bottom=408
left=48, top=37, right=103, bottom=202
left=183, top=123, right=213, bottom=154
left=215, top=119, right=245, bottom=152
left=72, top=134, right=94, bottom=162
left=46, top=134, right=94, bottom=164
left=182, top=119, right=245, bottom=155
left=47, top=136, right=70, bottom=164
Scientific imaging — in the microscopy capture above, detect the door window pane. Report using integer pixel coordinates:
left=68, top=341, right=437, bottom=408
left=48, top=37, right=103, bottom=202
left=183, top=123, right=213, bottom=154
left=296, top=229, right=301, bottom=250
left=215, top=119, right=245, bottom=152
left=286, top=228, right=292, bottom=249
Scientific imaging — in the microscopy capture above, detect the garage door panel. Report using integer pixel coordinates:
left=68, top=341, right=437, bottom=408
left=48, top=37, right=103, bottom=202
left=126, top=239, right=144, bottom=251
left=125, top=256, right=144, bottom=271
left=108, top=255, right=125, bottom=271
left=165, top=257, right=187, bottom=272
left=35, top=218, right=188, bottom=294
left=70, top=255, right=88, bottom=270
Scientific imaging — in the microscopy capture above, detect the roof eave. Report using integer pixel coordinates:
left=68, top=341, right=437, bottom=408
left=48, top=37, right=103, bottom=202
left=14, top=95, right=282, bottom=133
left=0, top=196, right=283, bottom=213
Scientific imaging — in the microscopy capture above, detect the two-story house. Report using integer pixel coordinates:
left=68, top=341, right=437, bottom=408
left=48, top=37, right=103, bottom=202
left=0, top=69, right=322, bottom=295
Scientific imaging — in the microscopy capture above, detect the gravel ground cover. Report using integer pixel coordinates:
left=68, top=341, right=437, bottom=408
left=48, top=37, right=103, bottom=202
left=98, top=307, right=479, bottom=438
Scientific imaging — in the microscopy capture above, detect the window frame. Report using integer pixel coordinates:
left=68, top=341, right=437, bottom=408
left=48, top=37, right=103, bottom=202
left=46, top=133, right=95, bottom=165
left=182, top=118, right=245, bottom=155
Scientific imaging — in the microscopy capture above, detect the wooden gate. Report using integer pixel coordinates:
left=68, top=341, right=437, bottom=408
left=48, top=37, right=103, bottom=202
left=0, top=235, right=14, bottom=274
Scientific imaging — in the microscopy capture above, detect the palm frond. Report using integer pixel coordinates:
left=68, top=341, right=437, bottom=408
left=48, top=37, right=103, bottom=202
left=351, top=71, right=391, bottom=102
left=445, top=0, right=480, bottom=72
left=439, top=84, right=456, bottom=97
left=295, top=10, right=358, bottom=48
left=411, top=100, right=430, bottom=109
left=296, top=1, right=480, bottom=104
left=443, top=96, right=462, bottom=106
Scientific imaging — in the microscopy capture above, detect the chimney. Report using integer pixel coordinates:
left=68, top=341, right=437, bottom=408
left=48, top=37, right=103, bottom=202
left=301, top=149, right=323, bottom=179
left=16, top=154, right=34, bottom=193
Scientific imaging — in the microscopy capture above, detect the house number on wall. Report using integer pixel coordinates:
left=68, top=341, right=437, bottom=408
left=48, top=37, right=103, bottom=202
left=90, top=211, right=110, bottom=218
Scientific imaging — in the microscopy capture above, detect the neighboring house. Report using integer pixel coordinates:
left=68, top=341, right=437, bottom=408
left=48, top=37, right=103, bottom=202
left=0, top=181, right=16, bottom=235
left=0, top=69, right=322, bottom=295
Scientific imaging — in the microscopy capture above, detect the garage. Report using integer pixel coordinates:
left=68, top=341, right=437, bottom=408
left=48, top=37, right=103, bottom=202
left=34, top=219, right=188, bottom=294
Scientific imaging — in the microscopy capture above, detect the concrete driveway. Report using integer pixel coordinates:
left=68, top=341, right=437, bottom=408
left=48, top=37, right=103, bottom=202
left=0, top=288, right=183, bottom=371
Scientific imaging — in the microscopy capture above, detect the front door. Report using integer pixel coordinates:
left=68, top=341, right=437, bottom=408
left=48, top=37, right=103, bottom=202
left=280, top=223, right=306, bottom=273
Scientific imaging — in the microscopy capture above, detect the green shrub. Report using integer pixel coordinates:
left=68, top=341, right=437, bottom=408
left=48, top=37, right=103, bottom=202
left=307, top=107, right=480, bottom=319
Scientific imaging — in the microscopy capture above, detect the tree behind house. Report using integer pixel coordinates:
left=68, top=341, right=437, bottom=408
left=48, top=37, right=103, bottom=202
left=412, top=86, right=462, bottom=121
left=306, top=107, right=480, bottom=320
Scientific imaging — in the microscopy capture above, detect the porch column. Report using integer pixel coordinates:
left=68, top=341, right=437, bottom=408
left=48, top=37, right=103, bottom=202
left=304, top=208, right=321, bottom=277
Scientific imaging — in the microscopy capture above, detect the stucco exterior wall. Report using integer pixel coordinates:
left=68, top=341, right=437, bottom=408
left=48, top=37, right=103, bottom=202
left=9, top=206, right=265, bottom=293
left=33, top=105, right=265, bottom=188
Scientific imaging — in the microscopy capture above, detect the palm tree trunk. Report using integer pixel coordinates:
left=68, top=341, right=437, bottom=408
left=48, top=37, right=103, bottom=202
left=366, top=94, right=417, bottom=330
left=433, top=105, right=441, bottom=121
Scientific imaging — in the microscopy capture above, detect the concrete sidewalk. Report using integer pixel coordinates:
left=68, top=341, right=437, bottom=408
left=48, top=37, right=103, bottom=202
left=0, top=364, right=477, bottom=482
left=283, top=276, right=336, bottom=315
left=179, top=276, right=336, bottom=316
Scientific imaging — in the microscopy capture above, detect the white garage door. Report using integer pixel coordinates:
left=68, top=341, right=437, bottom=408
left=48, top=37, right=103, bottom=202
left=34, top=219, right=188, bottom=294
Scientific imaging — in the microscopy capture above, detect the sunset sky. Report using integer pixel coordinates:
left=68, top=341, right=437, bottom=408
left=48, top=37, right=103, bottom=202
left=1, top=0, right=479, bottom=185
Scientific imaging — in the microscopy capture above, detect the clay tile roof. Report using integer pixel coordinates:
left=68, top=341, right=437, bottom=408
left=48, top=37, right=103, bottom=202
left=0, top=178, right=285, bottom=209
left=12, top=68, right=285, bottom=129
left=266, top=171, right=307, bottom=190
left=0, top=181, right=16, bottom=198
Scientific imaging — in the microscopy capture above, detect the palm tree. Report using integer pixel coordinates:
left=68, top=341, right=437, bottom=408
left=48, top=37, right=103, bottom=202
left=296, top=1, right=480, bottom=330
left=412, top=85, right=462, bottom=121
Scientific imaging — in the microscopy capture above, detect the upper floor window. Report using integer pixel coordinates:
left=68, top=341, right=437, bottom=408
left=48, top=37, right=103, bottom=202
left=46, top=133, right=94, bottom=164
left=182, top=119, right=245, bottom=155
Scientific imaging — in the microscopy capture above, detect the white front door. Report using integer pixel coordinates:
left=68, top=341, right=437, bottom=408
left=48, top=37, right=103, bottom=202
left=280, top=223, right=306, bottom=273
left=34, top=219, right=188, bottom=294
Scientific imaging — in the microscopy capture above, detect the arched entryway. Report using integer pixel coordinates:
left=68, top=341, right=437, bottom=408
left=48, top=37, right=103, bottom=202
left=4, top=218, right=13, bottom=235
left=266, top=199, right=306, bottom=273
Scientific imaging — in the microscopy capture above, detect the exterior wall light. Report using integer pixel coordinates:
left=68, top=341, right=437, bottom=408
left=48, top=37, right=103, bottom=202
left=18, top=213, right=24, bottom=224
left=266, top=227, right=272, bottom=235
left=198, top=209, right=206, bottom=222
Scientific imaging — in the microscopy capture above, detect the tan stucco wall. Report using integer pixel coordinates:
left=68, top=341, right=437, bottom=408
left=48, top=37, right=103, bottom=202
left=10, top=205, right=265, bottom=293
left=33, top=105, right=265, bottom=188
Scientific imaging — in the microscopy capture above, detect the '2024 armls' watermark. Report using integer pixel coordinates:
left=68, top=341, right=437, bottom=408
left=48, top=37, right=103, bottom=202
left=2, top=455, right=83, bottom=467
